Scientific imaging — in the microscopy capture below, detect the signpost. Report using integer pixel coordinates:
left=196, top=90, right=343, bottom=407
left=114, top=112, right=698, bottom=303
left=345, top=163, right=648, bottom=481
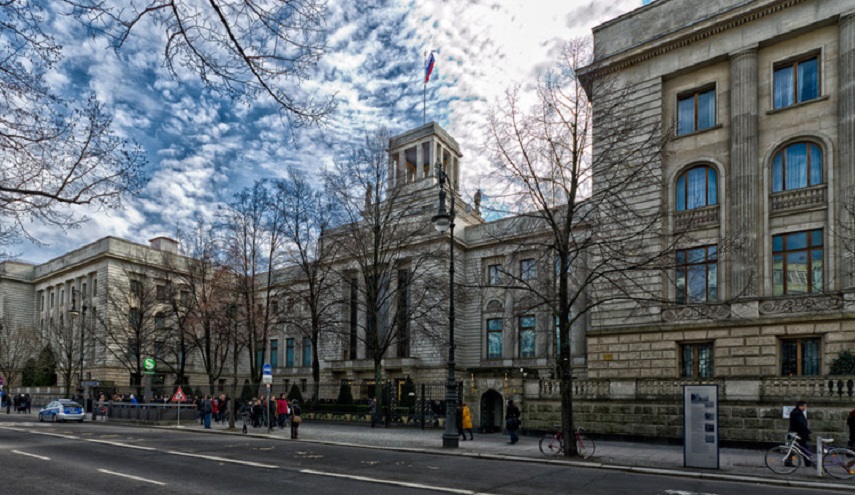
left=143, top=358, right=156, bottom=374
left=172, top=386, right=187, bottom=427
left=683, top=384, right=720, bottom=469
left=262, top=364, right=273, bottom=433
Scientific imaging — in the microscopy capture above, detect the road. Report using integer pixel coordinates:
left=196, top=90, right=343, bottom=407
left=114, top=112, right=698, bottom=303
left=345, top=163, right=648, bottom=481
left=0, top=415, right=840, bottom=494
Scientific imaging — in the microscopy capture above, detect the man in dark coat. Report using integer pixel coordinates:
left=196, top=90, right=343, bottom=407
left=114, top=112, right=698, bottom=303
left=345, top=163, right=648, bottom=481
left=788, top=400, right=811, bottom=466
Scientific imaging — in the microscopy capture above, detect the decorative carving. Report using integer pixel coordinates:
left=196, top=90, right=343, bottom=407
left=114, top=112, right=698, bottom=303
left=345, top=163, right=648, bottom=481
left=769, top=185, right=826, bottom=215
left=485, top=299, right=503, bottom=313
left=674, top=205, right=719, bottom=231
left=662, top=304, right=731, bottom=322
left=759, top=295, right=843, bottom=315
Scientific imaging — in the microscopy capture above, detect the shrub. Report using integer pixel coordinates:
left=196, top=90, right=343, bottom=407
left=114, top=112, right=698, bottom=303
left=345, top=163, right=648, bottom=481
left=287, top=383, right=304, bottom=403
left=830, top=350, right=855, bottom=375
left=336, top=382, right=354, bottom=405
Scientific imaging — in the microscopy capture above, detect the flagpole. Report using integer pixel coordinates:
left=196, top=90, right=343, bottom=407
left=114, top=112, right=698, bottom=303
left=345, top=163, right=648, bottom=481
left=423, top=51, right=427, bottom=125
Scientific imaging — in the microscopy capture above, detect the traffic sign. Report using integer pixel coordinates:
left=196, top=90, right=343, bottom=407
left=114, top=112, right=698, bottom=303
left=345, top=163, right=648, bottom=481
left=82, top=380, right=100, bottom=387
left=262, top=363, right=272, bottom=375
left=171, top=386, right=186, bottom=403
left=143, top=357, right=156, bottom=375
left=262, top=375, right=273, bottom=384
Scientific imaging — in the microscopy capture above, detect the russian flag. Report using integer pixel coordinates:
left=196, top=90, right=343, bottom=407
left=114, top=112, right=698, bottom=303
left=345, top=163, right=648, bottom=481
left=425, top=51, right=435, bottom=83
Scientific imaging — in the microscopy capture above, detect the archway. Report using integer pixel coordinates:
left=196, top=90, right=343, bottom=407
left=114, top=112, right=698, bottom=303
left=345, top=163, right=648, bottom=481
left=479, top=389, right=503, bottom=433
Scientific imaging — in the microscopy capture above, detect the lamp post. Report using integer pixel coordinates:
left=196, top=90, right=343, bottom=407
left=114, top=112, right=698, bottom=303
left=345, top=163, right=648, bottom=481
left=69, top=288, right=88, bottom=399
left=432, top=161, right=458, bottom=449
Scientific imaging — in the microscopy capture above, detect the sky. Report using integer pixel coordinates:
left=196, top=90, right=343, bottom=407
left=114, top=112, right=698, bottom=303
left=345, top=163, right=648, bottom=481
left=19, top=0, right=645, bottom=264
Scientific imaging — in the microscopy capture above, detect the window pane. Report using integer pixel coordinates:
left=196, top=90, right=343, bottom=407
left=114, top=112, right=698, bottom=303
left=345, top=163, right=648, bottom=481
left=687, top=247, right=707, bottom=264
left=678, top=96, right=695, bottom=135
left=488, top=319, right=503, bottom=331
left=802, top=339, right=820, bottom=375
left=708, top=245, right=717, bottom=260
left=811, top=229, right=823, bottom=246
left=520, top=330, right=536, bottom=358
left=774, top=66, right=794, bottom=109
left=687, top=265, right=707, bottom=303
left=488, top=331, right=502, bottom=359
left=797, top=57, right=818, bottom=103
left=686, top=167, right=707, bottom=209
left=809, top=144, right=822, bottom=186
left=781, top=340, right=798, bottom=376
left=682, top=345, right=694, bottom=377
left=773, top=235, right=784, bottom=252
left=676, top=176, right=686, bottom=211
left=811, top=249, right=823, bottom=292
left=772, top=152, right=784, bottom=192
left=708, top=263, right=717, bottom=301
left=707, top=168, right=717, bottom=205
left=785, top=143, right=808, bottom=190
left=787, top=231, right=808, bottom=250
left=773, top=254, right=784, bottom=296
left=697, top=90, right=715, bottom=130
left=698, top=344, right=713, bottom=378
left=271, top=340, right=278, bottom=368
left=786, top=251, right=809, bottom=294
left=676, top=267, right=686, bottom=304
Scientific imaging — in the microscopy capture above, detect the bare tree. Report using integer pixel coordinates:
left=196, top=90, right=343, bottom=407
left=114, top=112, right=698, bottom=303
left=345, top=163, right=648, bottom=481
left=484, top=39, right=674, bottom=456
left=272, top=167, right=339, bottom=402
left=64, top=0, right=335, bottom=128
left=156, top=248, right=198, bottom=387
left=0, top=2, right=145, bottom=254
left=0, top=317, right=41, bottom=395
left=323, top=128, right=447, bottom=403
left=40, top=316, right=81, bottom=396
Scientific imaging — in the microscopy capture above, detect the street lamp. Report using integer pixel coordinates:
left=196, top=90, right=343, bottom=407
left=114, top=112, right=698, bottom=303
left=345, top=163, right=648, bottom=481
left=432, top=161, right=458, bottom=449
left=69, top=287, right=88, bottom=397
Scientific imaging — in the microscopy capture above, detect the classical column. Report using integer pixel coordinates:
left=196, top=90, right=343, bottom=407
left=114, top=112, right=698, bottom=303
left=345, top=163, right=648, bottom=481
left=839, top=12, right=855, bottom=289
left=416, top=143, right=424, bottom=183
left=729, top=46, right=760, bottom=298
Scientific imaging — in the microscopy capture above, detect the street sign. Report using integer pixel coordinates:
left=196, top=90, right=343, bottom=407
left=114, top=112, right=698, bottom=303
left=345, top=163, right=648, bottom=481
left=171, top=386, right=186, bottom=403
left=262, top=375, right=273, bottom=384
left=143, top=357, right=156, bottom=375
left=82, top=380, right=100, bottom=387
left=262, top=363, right=273, bottom=375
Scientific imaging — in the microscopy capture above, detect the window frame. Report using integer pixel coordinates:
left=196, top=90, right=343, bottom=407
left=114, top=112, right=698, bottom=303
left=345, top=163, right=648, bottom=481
left=486, top=318, right=503, bottom=359
left=675, top=165, right=718, bottom=211
left=487, top=264, right=503, bottom=285
left=772, top=229, right=823, bottom=296
left=780, top=337, right=821, bottom=376
left=520, top=258, right=536, bottom=282
left=772, top=52, right=820, bottom=110
left=302, top=336, right=312, bottom=367
left=518, top=315, right=536, bottom=358
left=285, top=338, right=295, bottom=368
left=771, top=141, right=823, bottom=192
left=270, top=339, right=279, bottom=368
left=680, top=341, right=714, bottom=378
left=676, top=84, right=716, bottom=135
left=675, top=245, right=718, bottom=304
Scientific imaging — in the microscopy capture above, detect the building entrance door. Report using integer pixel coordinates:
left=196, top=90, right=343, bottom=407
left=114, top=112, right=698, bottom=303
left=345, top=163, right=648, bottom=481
left=479, top=389, right=503, bottom=433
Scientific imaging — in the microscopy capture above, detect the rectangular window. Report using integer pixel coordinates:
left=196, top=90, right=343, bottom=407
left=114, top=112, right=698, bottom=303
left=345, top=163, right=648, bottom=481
left=773, top=55, right=819, bottom=109
left=130, top=279, right=143, bottom=297
left=520, top=258, right=536, bottom=282
left=286, top=338, right=295, bottom=368
left=681, top=342, right=714, bottom=378
left=396, top=269, right=410, bottom=358
left=772, top=229, right=823, bottom=296
left=676, top=245, right=717, bottom=304
left=270, top=339, right=279, bottom=368
left=256, top=343, right=264, bottom=369
left=486, top=318, right=503, bottom=359
left=519, top=315, right=536, bottom=358
left=156, top=285, right=168, bottom=301
left=781, top=337, right=820, bottom=376
left=50, top=292, right=54, bottom=308
left=303, top=337, right=312, bottom=367
left=677, top=86, right=715, bottom=135
left=129, top=307, right=141, bottom=327
left=487, top=264, right=502, bottom=285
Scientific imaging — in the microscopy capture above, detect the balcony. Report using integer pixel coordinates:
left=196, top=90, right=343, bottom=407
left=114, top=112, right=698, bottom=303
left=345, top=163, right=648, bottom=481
left=674, top=204, right=719, bottom=231
left=770, top=185, right=826, bottom=216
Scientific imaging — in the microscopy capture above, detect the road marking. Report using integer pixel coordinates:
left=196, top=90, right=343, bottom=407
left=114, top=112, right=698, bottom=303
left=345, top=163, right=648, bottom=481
left=98, top=469, right=166, bottom=486
left=166, top=450, right=278, bottom=469
left=87, top=439, right=156, bottom=451
left=663, top=491, right=720, bottom=495
left=300, top=469, right=499, bottom=495
left=12, top=450, right=50, bottom=461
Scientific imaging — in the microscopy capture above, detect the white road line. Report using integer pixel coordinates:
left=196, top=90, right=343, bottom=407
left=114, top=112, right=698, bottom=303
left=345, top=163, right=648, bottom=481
left=300, top=469, right=499, bottom=495
left=87, top=439, right=156, bottom=451
left=98, top=469, right=166, bottom=486
left=165, top=450, right=278, bottom=469
left=12, top=450, right=50, bottom=461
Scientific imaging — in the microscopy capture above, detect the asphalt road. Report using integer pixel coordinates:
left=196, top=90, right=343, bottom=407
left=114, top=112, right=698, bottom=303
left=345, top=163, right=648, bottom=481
left=0, top=415, right=841, bottom=495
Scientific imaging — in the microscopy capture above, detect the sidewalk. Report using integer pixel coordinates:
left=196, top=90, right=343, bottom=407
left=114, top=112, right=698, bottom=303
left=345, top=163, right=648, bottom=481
left=169, top=418, right=853, bottom=491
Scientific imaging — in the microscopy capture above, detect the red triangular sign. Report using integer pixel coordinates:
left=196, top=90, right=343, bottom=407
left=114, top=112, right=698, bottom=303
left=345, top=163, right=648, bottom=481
left=171, top=386, right=186, bottom=403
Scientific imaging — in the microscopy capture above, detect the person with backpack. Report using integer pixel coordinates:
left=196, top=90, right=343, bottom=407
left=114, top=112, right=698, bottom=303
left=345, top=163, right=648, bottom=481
left=290, top=399, right=302, bottom=439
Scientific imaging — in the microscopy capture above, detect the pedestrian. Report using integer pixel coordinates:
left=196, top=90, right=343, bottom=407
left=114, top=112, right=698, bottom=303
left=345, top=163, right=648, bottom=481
left=290, top=399, right=302, bottom=439
left=277, top=394, right=289, bottom=429
left=202, top=395, right=213, bottom=429
left=506, top=399, right=521, bottom=445
left=461, top=402, right=474, bottom=441
left=369, top=397, right=377, bottom=428
left=788, top=400, right=811, bottom=466
left=97, top=393, right=108, bottom=421
left=456, top=404, right=464, bottom=440
left=847, top=408, right=855, bottom=450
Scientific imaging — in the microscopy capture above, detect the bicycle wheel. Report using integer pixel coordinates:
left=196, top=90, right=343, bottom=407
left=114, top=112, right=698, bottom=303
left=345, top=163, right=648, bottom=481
left=765, top=446, right=800, bottom=474
left=539, top=434, right=563, bottom=456
left=576, top=434, right=596, bottom=459
left=823, top=448, right=855, bottom=479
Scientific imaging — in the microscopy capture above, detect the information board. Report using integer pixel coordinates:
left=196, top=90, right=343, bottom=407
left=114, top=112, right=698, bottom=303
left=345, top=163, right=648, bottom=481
left=683, top=384, right=719, bottom=469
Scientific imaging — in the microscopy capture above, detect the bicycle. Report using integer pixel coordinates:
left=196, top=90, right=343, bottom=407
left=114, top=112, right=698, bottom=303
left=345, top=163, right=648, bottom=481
left=539, top=425, right=596, bottom=459
left=765, top=432, right=855, bottom=479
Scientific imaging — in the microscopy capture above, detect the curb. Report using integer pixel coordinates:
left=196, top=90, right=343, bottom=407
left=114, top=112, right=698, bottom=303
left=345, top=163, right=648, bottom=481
left=115, top=422, right=855, bottom=492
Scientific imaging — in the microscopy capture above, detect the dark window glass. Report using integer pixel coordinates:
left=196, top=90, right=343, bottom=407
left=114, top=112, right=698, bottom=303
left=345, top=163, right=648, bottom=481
left=519, top=316, right=536, bottom=358
left=781, top=338, right=820, bottom=376
left=676, top=166, right=718, bottom=211
left=772, top=229, right=823, bottom=295
left=270, top=339, right=279, bottom=368
left=488, top=264, right=502, bottom=285
left=303, top=337, right=312, bottom=367
left=487, top=318, right=503, bottom=359
left=520, top=259, right=536, bottom=281
left=772, top=142, right=823, bottom=192
left=773, top=55, right=819, bottom=109
left=681, top=342, right=713, bottom=378
left=677, top=87, right=716, bottom=135
left=675, top=245, right=717, bottom=304
left=286, top=338, right=295, bottom=368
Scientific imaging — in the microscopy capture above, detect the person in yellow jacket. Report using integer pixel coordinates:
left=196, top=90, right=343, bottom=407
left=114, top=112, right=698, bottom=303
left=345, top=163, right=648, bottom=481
left=461, top=402, right=474, bottom=441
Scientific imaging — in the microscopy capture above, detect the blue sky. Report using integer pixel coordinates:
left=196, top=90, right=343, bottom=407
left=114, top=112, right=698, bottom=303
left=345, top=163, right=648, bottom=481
left=21, top=0, right=644, bottom=264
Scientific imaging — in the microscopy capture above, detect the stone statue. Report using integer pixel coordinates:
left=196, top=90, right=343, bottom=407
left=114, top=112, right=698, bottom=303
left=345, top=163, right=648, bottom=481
left=474, top=189, right=482, bottom=214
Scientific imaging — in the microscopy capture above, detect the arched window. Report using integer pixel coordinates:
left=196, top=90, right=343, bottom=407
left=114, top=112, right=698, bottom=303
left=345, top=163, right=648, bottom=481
left=772, top=142, right=822, bottom=192
left=676, top=165, right=717, bottom=211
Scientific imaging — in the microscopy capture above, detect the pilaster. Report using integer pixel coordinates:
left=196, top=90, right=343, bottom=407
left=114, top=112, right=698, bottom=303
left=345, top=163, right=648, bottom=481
left=839, top=12, right=855, bottom=288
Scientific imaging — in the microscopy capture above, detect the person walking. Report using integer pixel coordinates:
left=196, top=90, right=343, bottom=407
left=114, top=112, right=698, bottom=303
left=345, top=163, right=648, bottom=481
left=202, top=395, right=213, bottom=429
left=506, top=399, right=521, bottom=445
left=290, top=399, right=302, bottom=439
left=369, top=397, right=378, bottom=428
left=788, top=400, right=811, bottom=466
left=277, top=394, right=289, bottom=429
left=456, top=404, right=464, bottom=440
left=461, top=402, right=474, bottom=441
